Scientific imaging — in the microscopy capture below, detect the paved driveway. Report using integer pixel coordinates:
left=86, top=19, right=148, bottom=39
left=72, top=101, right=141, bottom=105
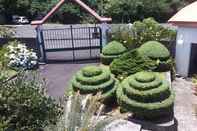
left=39, top=62, right=98, bottom=99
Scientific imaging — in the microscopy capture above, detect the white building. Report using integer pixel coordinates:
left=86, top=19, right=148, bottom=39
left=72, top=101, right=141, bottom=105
left=168, top=1, right=197, bottom=77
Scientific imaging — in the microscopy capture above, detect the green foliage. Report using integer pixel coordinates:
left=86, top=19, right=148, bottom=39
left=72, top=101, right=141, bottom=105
left=102, top=41, right=126, bottom=55
left=117, top=71, right=175, bottom=119
left=82, top=66, right=102, bottom=77
left=72, top=66, right=119, bottom=103
left=0, top=71, right=63, bottom=131
left=105, top=0, right=187, bottom=23
left=138, top=41, right=174, bottom=72
left=0, top=0, right=189, bottom=24
left=0, top=26, right=14, bottom=38
left=138, top=41, right=170, bottom=61
left=109, top=18, right=176, bottom=49
left=45, top=93, right=115, bottom=131
left=101, top=41, right=127, bottom=65
left=110, top=49, right=157, bottom=78
left=0, top=0, right=101, bottom=24
left=0, top=46, right=8, bottom=68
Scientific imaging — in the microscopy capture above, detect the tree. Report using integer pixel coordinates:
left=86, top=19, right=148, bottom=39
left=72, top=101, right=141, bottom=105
left=104, top=0, right=187, bottom=23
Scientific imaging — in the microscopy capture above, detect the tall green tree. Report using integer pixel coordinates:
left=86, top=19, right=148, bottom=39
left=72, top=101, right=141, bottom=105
left=104, top=0, right=187, bottom=23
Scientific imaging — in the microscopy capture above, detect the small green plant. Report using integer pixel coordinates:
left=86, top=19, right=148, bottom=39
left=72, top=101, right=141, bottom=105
left=117, top=71, right=175, bottom=119
left=110, top=49, right=157, bottom=79
left=71, top=66, right=119, bottom=103
left=101, top=41, right=127, bottom=65
left=0, top=71, right=62, bottom=131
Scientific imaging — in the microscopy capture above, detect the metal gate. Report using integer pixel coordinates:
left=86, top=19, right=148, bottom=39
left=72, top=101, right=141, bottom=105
left=39, top=25, right=102, bottom=62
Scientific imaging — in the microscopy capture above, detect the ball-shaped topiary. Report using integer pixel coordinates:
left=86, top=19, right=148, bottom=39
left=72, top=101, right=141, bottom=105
left=138, top=41, right=173, bottom=72
left=72, top=66, right=119, bottom=103
left=138, top=41, right=170, bottom=61
left=101, top=41, right=127, bottom=65
left=117, top=71, right=175, bottom=119
left=110, top=49, right=157, bottom=78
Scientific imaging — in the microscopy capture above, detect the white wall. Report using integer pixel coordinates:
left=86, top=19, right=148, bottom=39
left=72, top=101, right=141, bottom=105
left=176, top=27, right=197, bottom=77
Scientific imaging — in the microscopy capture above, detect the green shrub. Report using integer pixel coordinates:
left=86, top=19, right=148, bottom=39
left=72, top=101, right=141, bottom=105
left=0, top=26, right=14, bottom=38
left=71, top=66, right=119, bottom=103
left=102, top=41, right=126, bottom=55
left=101, top=41, right=127, bottom=65
left=138, top=41, right=170, bottom=61
left=108, top=18, right=176, bottom=49
left=110, top=49, right=157, bottom=78
left=138, top=41, right=173, bottom=72
left=0, top=71, right=62, bottom=131
left=117, top=71, right=175, bottom=119
left=0, top=46, right=9, bottom=69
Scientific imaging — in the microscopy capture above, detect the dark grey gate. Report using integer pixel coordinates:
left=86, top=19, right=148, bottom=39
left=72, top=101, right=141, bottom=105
left=39, top=25, right=102, bottom=62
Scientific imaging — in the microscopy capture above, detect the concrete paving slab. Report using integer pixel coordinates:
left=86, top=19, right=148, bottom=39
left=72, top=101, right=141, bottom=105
left=104, top=119, right=141, bottom=131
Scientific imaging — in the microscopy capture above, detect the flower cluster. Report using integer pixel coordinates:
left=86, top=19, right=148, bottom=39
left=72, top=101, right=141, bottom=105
left=5, top=42, right=38, bottom=70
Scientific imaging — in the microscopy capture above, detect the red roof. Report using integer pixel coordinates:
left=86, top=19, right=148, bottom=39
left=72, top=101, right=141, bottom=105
left=168, top=1, right=197, bottom=27
left=31, top=0, right=111, bottom=27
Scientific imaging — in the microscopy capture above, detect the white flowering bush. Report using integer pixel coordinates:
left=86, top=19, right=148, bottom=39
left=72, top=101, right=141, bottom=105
left=5, top=40, right=38, bottom=70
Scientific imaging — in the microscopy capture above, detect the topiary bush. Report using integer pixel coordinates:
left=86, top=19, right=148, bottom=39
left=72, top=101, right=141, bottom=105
left=138, top=41, right=173, bottom=72
left=117, top=71, right=175, bottom=119
left=110, top=49, right=157, bottom=79
left=71, top=66, right=119, bottom=103
left=101, top=41, right=127, bottom=65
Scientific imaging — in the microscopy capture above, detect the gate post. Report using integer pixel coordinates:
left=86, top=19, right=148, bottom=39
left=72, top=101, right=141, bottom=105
left=36, top=25, right=46, bottom=63
left=100, top=22, right=110, bottom=47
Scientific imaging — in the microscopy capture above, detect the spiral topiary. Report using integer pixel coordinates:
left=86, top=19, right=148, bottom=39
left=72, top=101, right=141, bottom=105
left=72, top=66, right=119, bottom=103
left=101, top=41, right=127, bottom=65
left=138, top=41, right=173, bottom=72
left=117, top=71, right=175, bottom=119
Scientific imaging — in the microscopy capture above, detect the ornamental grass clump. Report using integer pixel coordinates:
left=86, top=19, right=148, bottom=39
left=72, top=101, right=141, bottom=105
left=138, top=41, right=173, bottom=72
left=101, top=41, right=127, bottom=65
left=117, top=71, right=175, bottom=119
left=117, top=72, right=175, bottom=119
left=71, top=66, right=119, bottom=103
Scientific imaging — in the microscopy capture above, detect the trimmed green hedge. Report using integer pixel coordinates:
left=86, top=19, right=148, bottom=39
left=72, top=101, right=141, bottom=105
left=72, top=66, right=119, bottom=103
left=101, top=41, right=127, bottom=65
left=138, top=41, right=173, bottom=72
left=138, top=41, right=170, bottom=61
left=102, top=41, right=126, bottom=55
left=117, top=71, right=175, bottom=119
left=110, top=49, right=157, bottom=78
